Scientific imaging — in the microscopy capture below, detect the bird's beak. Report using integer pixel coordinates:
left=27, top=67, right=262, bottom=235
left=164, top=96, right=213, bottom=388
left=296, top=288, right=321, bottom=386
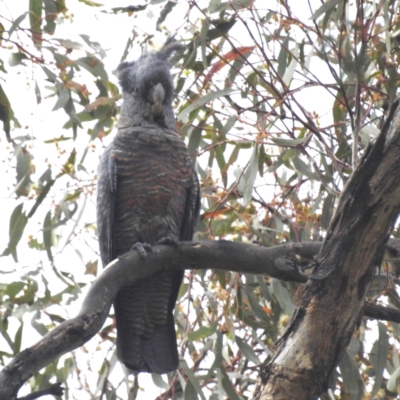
left=149, top=83, right=165, bottom=117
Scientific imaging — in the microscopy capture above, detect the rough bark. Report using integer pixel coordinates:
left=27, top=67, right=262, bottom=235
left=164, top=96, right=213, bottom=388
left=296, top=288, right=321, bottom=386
left=252, top=98, right=400, bottom=400
left=1, top=239, right=400, bottom=399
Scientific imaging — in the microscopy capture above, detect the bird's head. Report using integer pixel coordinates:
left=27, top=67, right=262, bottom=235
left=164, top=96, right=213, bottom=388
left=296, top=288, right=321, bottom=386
left=116, top=37, right=183, bottom=127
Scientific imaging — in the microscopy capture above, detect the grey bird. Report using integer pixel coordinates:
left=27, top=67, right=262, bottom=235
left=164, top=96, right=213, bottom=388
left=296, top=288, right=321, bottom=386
left=96, top=37, right=200, bottom=374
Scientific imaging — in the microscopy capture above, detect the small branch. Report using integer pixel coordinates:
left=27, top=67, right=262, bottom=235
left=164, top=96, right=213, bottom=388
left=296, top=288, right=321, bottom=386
left=363, top=303, right=400, bottom=323
left=16, top=383, right=64, bottom=400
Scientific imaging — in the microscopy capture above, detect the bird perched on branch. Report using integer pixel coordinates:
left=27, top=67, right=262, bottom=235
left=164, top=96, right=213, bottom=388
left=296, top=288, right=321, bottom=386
left=96, top=37, right=200, bottom=374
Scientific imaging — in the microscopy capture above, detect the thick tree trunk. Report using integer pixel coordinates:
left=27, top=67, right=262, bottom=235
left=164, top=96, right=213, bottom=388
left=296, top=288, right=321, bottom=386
left=252, top=99, right=400, bottom=399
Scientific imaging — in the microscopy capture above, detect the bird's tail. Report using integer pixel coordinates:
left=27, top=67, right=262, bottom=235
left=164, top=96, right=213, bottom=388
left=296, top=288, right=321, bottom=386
left=116, top=306, right=179, bottom=374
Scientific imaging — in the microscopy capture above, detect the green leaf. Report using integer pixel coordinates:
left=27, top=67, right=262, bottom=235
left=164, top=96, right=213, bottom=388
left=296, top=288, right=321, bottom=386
left=29, top=0, right=43, bottom=45
left=43, top=0, right=58, bottom=34
left=220, top=367, right=242, bottom=400
left=245, top=286, right=270, bottom=323
left=76, top=56, right=108, bottom=81
left=282, top=44, right=298, bottom=85
left=180, top=360, right=206, bottom=400
left=8, top=52, right=28, bottom=67
left=13, top=323, right=23, bottom=354
left=188, top=123, right=205, bottom=160
left=43, top=210, right=53, bottom=262
left=78, top=0, right=103, bottom=6
left=236, top=336, right=261, bottom=364
left=371, top=322, right=389, bottom=396
left=184, top=380, right=199, bottom=400
left=28, top=168, right=55, bottom=219
left=229, top=0, right=253, bottom=10
left=41, top=66, right=57, bottom=83
left=156, top=1, right=177, bottom=30
left=80, top=34, right=106, bottom=58
left=34, top=81, right=42, bottom=104
left=5, top=282, right=25, bottom=299
left=207, top=18, right=236, bottom=41
left=2, top=203, right=28, bottom=262
left=272, top=137, right=307, bottom=147
left=177, top=89, right=234, bottom=123
left=52, top=83, right=70, bottom=111
left=310, top=0, right=342, bottom=21
left=242, top=144, right=259, bottom=206
left=387, top=366, right=400, bottom=393
left=111, top=5, right=147, bottom=13
left=208, top=0, right=225, bottom=14
left=321, top=194, right=335, bottom=229
left=270, top=279, right=294, bottom=315
left=62, top=112, right=95, bottom=129
left=8, top=12, right=28, bottom=38
left=188, top=321, right=218, bottom=341
left=184, top=38, right=201, bottom=71
left=277, top=36, right=290, bottom=78
left=14, top=143, right=33, bottom=197
left=0, top=23, right=4, bottom=47
left=339, top=350, right=363, bottom=398
left=292, top=155, right=318, bottom=180
left=0, top=320, right=15, bottom=354
left=222, top=116, right=236, bottom=135
left=54, top=38, right=83, bottom=50
left=222, top=144, right=240, bottom=176
left=215, top=145, right=226, bottom=185
left=151, top=373, right=169, bottom=389
left=15, top=279, right=38, bottom=304
left=0, top=84, right=14, bottom=140
left=200, top=18, right=210, bottom=69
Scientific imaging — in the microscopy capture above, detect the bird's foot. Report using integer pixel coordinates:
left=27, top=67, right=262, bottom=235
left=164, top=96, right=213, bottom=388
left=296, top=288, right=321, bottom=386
left=156, top=234, right=180, bottom=249
left=130, top=242, right=153, bottom=259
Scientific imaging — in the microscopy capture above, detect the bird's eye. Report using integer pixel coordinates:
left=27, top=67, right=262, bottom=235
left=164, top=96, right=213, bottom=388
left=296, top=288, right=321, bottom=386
left=133, top=86, right=139, bottom=93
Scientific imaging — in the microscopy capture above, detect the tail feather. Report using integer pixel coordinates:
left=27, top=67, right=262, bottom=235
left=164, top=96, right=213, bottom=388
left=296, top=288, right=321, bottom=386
left=117, top=311, right=179, bottom=374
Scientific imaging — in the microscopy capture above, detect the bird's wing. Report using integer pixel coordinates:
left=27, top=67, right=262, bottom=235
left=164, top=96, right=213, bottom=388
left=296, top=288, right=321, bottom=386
left=97, top=144, right=117, bottom=267
left=141, top=166, right=200, bottom=373
left=180, top=166, right=201, bottom=241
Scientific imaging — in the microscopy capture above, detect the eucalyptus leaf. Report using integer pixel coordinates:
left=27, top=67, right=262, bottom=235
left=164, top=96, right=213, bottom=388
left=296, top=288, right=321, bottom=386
left=236, top=336, right=261, bottom=364
left=339, top=350, right=363, bottom=399
left=272, top=137, right=307, bottom=146
left=242, top=144, right=259, bottom=206
left=151, top=373, right=169, bottom=389
left=177, top=89, right=234, bottom=123
left=29, top=0, right=43, bottom=45
left=180, top=360, right=206, bottom=400
left=8, top=12, right=28, bottom=38
left=371, top=322, right=389, bottom=396
left=310, top=0, right=342, bottom=20
left=2, top=203, right=28, bottom=262
left=387, top=366, right=400, bottom=393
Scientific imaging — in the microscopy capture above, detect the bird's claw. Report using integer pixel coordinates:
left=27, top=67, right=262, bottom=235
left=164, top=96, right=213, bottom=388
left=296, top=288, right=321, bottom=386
left=156, top=235, right=180, bottom=249
left=130, top=242, right=153, bottom=259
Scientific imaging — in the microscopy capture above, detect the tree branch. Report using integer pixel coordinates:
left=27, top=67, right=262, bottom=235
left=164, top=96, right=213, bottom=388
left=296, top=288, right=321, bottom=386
left=1, top=238, right=399, bottom=399
left=16, top=383, right=64, bottom=400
